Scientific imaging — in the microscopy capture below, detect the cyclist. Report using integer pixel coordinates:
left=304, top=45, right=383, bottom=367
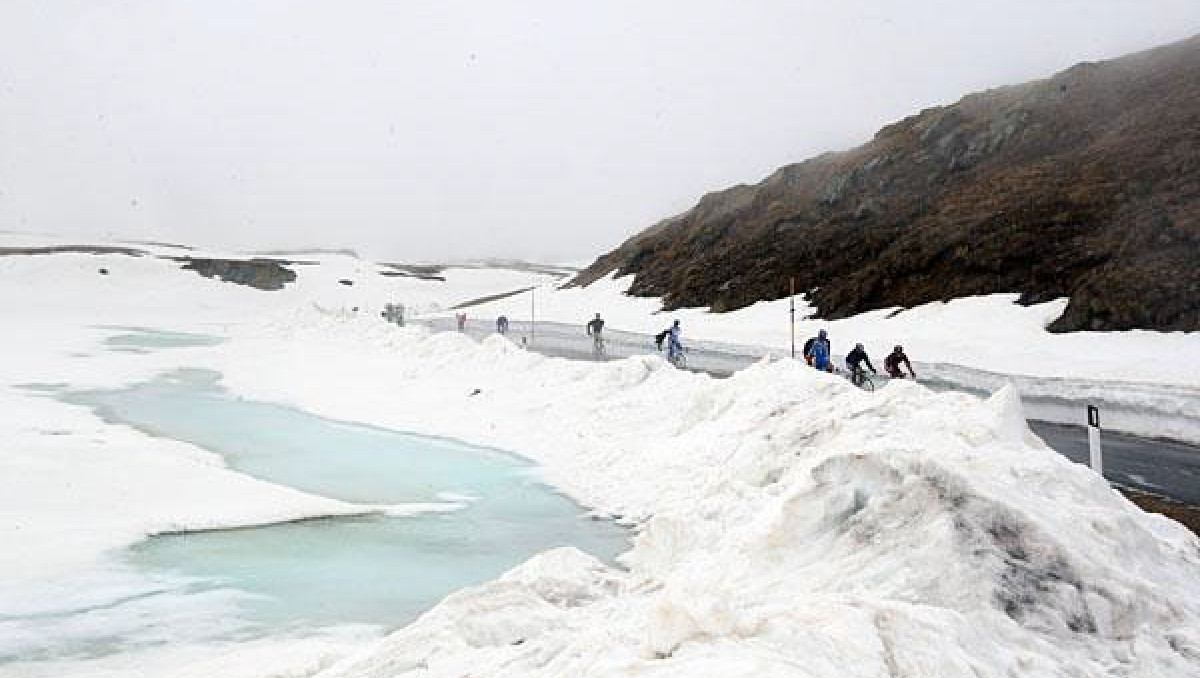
left=586, top=313, right=606, bottom=354
left=496, top=315, right=509, bottom=334
left=804, top=329, right=832, bottom=372
left=845, top=343, right=876, bottom=386
left=654, top=327, right=669, bottom=351
left=666, top=319, right=684, bottom=365
left=884, top=345, right=916, bottom=379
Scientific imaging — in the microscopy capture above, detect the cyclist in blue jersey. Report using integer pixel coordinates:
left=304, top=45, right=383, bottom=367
left=804, top=329, right=832, bottom=372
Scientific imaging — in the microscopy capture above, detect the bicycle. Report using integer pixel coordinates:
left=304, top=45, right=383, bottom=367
left=592, top=334, right=607, bottom=358
left=667, top=346, right=687, bottom=369
left=845, top=365, right=876, bottom=392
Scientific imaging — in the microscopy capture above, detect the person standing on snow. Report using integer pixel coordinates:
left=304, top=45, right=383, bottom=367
left=804, top=329, right=832, bottom=372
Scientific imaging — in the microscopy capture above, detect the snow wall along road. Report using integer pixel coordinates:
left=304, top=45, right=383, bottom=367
left=223, top=316, right=1200, bottom=678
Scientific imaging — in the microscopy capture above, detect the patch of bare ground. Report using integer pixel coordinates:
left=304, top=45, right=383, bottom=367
left=452, top=286, right=535, bottom=309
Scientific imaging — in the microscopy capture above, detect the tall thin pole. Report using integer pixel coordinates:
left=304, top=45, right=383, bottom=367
left=789, top=277, right=795, bottom=359
left=530, top=285, right=536, bottom=347
left=1088, top=405, right=1103, bottom=476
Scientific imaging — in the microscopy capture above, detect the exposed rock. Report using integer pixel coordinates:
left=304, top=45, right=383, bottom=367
left=572, top=35, right=1200, bottom=332
left=0, top=246, right=306, bottom=292
left=378, top=263, right=447, bottom=281
left=452, top=286, right=536, bottom=310
left=0, top=246, right=144, bottom=257
left=171, top=257, right=298, bottom=291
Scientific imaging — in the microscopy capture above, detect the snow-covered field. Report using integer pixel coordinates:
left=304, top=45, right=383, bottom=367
left=0, top=238, right=568, bottom=676
left=3, top=235, right=1199, bottom=677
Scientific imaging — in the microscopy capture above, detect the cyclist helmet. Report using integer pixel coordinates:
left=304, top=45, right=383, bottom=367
left=855, top=343, right=864, bottom=350
left=894, top=345, right=903, bottom=352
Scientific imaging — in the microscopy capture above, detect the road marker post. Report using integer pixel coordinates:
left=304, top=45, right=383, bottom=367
left=789, top=277, right=795, bottom=359
left=1087, top=405, right=1103, bottom=475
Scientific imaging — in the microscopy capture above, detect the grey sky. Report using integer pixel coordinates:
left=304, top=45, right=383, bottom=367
left=1, top=1, right=1197, bottom=262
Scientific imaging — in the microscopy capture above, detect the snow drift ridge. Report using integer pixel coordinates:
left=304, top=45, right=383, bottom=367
left=219, top=316, right=1200, bottom=678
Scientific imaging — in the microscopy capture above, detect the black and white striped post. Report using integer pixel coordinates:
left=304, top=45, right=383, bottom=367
left=789, top=277, right=796, bottom=359
left=1087, top=405, right=1103, bottom=475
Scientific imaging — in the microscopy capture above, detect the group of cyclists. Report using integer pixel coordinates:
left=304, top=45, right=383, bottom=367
left=588, top=314, right=685, bottom=365
left=583, top=313, right=914, bottom=381
left=803, top=328, right=916, bottom=385
left=481, top=310, right=914, bottom=382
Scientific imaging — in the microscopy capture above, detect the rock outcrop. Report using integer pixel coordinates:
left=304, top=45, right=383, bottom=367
left=172, top=257, right=298, bottom=291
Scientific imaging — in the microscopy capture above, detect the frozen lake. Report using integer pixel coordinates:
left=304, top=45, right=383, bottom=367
left=3, top=330, right=627, bottom=672
left=95, top=369, right=630, bottom=630
left=97, top=325, right=227, bottom=352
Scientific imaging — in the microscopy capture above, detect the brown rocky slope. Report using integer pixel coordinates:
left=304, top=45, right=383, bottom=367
left=572, top=35, right=1200, bottom=332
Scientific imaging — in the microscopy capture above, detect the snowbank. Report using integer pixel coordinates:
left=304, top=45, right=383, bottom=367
left=210, top=312, right=1200, bottom=678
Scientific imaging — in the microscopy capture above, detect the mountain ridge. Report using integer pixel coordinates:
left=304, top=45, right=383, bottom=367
left=573, top=35, right=1200, bottom=332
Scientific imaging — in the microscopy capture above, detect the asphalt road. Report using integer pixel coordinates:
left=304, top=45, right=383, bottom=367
left=418, top=317, right=1200, bottom=505
left=1029, top=422, right=1200, bottom=504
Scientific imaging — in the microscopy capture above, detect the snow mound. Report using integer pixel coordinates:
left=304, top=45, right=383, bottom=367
left=223, top=316, right=1200, bottom=678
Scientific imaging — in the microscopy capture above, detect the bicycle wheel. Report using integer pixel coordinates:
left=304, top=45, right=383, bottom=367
left=860, top=375, right=875, bottom=392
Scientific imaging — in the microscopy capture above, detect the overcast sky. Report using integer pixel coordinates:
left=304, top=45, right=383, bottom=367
left=1, top=1, right=1197, bottom=262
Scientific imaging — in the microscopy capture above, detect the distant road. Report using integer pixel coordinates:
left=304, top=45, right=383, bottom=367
left=418, top=317, right=1200, bottom=504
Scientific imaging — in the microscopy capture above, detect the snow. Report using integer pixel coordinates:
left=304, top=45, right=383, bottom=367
left=0, top=239, right=580, bottom=677
left=212, top=316, right=1200, bottom=678
left=7, top=622, right=379, bottom=678
left=2, top=234, right=1199, bottom=677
